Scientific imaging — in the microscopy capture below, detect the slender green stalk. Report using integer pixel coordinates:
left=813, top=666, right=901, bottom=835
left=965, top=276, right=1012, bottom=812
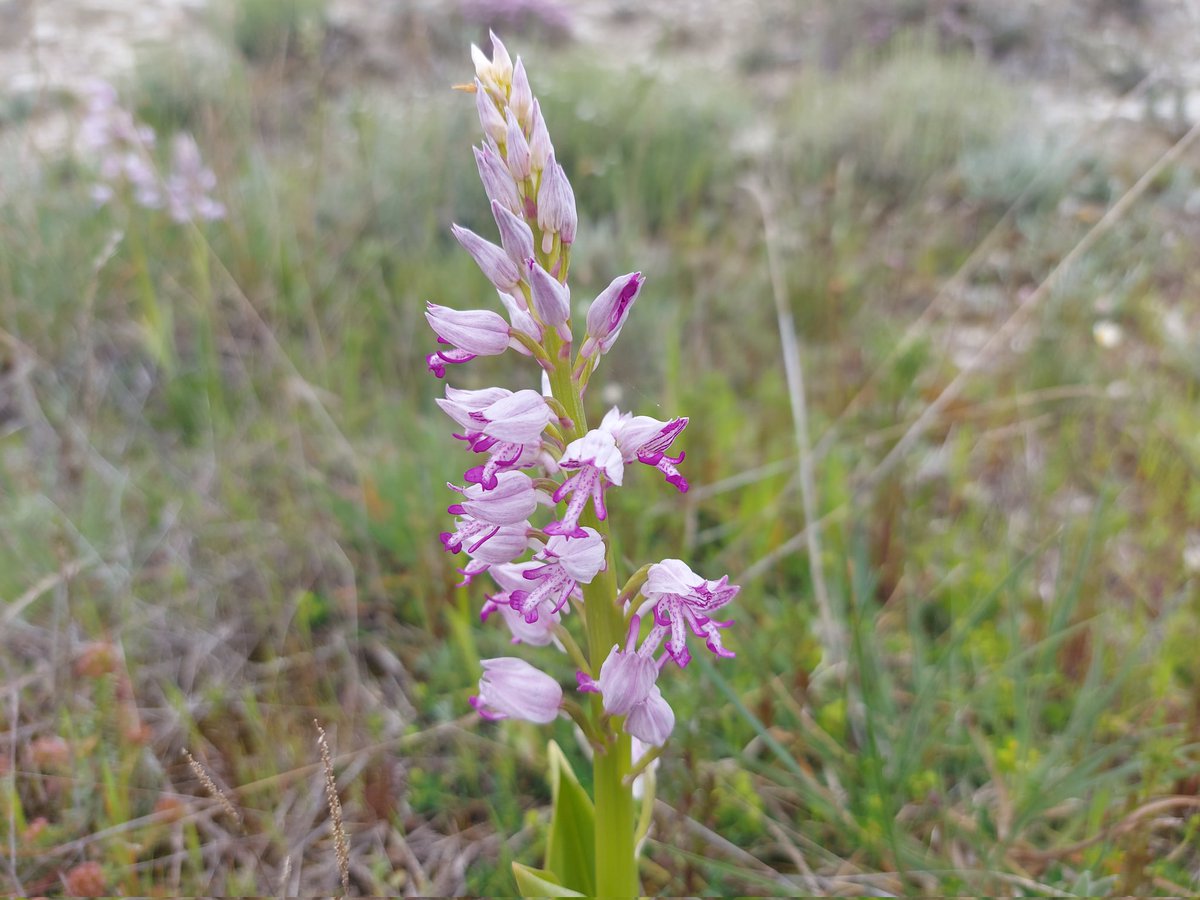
left=545, top=333, right=638, bottom=898
left=188, top=227, right=224, bottom=417
left=128, top=214, right=173, bottom=370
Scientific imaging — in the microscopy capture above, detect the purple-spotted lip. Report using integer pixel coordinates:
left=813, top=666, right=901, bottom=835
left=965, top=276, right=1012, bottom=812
left=543, top=520, right=588, bottom=538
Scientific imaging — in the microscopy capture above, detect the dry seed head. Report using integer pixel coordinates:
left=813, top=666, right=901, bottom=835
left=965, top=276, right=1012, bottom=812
left=183, top=749, right=242, bottom=826
left=316, top=719, right=350, bottom=896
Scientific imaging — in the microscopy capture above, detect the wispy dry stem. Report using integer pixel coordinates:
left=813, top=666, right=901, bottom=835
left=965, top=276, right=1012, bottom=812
left=183, top=748, right=242, bottom=827
left=315, top=719, right=350, bottom=896
left=744, top=178, right=843, bottom=672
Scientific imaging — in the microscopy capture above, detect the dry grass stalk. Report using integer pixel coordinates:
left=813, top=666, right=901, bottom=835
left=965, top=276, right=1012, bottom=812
left=183, top=749, right=242, bottom=827
left=315, top=719, right=350, bottom=896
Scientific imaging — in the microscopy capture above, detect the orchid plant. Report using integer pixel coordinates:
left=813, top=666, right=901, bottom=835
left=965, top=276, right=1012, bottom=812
left=427, top=35, right=739, bottom=896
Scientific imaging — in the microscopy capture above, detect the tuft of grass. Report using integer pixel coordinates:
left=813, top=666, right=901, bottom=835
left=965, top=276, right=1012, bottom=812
left=535, top=57, right=748, bottom=236
left=229, top=0, right=326, bottom=62
left=782, top=38, right=1019, bottom=191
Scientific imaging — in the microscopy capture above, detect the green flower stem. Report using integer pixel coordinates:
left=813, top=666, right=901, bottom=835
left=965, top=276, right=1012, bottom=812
left=545, top=329, right=638, bottom=899
left=551, top=622, right=591, bottom=675
left=616, top=564, right=653, bottom=614
left=127, top=213, right=172, bottom=370
left=188, top=226, right=224, bottom=417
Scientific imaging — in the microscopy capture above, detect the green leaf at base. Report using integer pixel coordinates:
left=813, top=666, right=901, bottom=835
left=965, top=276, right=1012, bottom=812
left=511, top=862, right=587, bottom=897
left=545, top=740, right=596, bottom=896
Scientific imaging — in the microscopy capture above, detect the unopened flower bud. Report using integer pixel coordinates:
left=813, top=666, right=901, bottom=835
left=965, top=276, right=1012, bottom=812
left=448, top=470, right=539, bottom=526
left=475, top=79, right=507, bottom=144
left=510, top=57, right=533, bottom=128
left=474, top=144, right=522, bottom=216
left=425, top=304, right=510, bottom=355
left=471, top=31, right=513, bottom=97
left=452, top=223, right=521, bottom=293
left=537, top=154, right=577, bottom=247
left=504, top=108, right=532, bottom=181
left=471, top=657, right=562, bottom=724
left=527, top=259, right=570, bottom=326
left=477, top=389, right=554, bottom=443
left=492, top=200, right=535, bottom=270
left=528, top=99, right=553, bottom=173
left=582, top=272, right=644, bottom=358
left=425, top=303, right=512, bottom=376
left=597, top=645, right=657, bottom=717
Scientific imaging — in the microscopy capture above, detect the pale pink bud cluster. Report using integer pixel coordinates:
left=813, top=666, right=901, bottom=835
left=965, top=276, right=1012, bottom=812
left=79, top=80, right=160, bottom=208
left=426, top=36, right=739, bottom=750
left=166, top=134, right=226, bottom=223
left=78, top=80, right=224, bottom=224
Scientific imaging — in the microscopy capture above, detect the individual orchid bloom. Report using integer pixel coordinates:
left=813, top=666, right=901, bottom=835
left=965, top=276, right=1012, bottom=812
left=508, top=528, right=606, bottom=623
left=600, top=407, right=690, bottom=492
left=425, top=303, right=514, bottom=377
left=470, top=32, right=513, bottom=98
left=441, top=518, right=535, bottom=585
left=471, top=389, right=554, bottom=444
left=475, top=78, right=507, bottom=143
left=447, top=470, right=541, bottom=526
left=474, top=144, right=522, bottom=216
left=537, top=153, right=577, bottom=248
left=482, top=595, right=561, bottom=645
left=452, top=223, right=522, bottom=293
left=578, top=616, right=675, bottom=746
left=580, top=272, right=645, bottom=359
left=438, top=383, right=535, bottom=447
left=545, top=429, right=624, bottom=538
left=504, top=108, right=532, bottom=181
left=482, top=561, right=561, bottom=646
left=464, top=441, right=548, bottom=490
left=492, top=200, right=535, bottom=271
left=436, top=385, right=514, bottom=432
left=165, top=134, right=225, bottom=224
left=640, top=559, right=739, bottom=668
left=471, top=657, right=562, bottom=724
left=465, top=390, right=556, bottom=488
left=526, top=259, right=571, bottom=327
left=439, top=387, right=555, bottom=487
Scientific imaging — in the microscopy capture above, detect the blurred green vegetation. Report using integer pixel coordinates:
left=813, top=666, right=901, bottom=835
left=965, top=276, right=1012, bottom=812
left=2, top=3, right=1200, bottom=896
